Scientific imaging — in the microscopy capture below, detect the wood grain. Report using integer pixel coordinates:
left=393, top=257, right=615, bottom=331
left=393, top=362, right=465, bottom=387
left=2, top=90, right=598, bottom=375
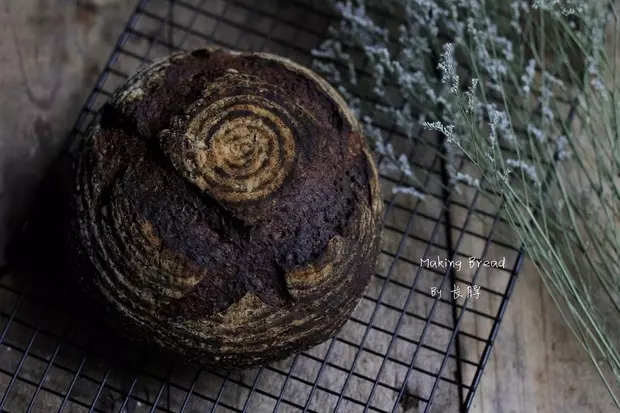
left=0, top=0, right=136, bottom=267
left=0, top=1, right=617, bottom=412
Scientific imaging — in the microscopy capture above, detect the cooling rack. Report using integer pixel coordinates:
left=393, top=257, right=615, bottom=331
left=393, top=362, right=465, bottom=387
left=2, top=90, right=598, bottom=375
left=0, top=0, right=534, bottom=412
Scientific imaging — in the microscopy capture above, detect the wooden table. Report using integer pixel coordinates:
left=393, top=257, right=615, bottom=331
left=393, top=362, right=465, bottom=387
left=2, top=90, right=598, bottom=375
left=0, top=1, right=616, bottom=412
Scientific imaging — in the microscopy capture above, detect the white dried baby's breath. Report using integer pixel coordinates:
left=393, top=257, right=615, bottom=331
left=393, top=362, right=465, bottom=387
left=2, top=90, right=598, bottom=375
left=392, top=186, right=426, bottom=199
left=506, top=158, right=541, bottom=186
left=423, top=121, right=458, bottom=144
left=521, top=59, right=537, bottom=95
left=438, top=43, right=459, bottom=94
left=312, top=8, right=620, bottom=394
left=312, top=0, right=620, bottom=380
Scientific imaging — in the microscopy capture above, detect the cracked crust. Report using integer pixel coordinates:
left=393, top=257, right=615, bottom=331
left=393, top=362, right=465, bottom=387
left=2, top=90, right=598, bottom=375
left=62, top=48, right=383, bottom=368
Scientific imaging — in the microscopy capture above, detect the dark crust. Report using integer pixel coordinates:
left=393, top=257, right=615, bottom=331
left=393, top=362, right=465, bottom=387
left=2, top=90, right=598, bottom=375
left=39, top=48, right=383, bottom=369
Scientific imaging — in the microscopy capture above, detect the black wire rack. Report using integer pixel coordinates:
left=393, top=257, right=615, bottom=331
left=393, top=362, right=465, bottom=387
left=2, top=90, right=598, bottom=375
left=0, top=0, right=540, bottom=412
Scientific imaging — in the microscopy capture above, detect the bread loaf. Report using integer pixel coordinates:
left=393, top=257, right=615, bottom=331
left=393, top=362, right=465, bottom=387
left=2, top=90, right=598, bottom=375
left=65, top=48, right=383, bottom=368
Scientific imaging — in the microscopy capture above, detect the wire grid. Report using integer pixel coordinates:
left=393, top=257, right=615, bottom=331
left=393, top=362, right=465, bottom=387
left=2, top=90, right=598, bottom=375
left=0, top=0, right=552, bottom=412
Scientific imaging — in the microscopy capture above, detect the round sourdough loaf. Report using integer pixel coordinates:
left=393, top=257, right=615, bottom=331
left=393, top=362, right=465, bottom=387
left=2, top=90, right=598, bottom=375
left=65, top=47, right=383, bottom=368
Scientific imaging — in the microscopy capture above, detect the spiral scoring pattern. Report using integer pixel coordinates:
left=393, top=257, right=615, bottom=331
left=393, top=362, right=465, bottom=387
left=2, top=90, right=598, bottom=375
left=165, top=74, right=302, bottom=204
left=61, top=48, right=383, bottom=369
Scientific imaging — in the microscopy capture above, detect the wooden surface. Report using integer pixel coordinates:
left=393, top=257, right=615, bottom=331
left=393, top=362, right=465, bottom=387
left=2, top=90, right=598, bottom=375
left=0, top=0, right=616, bottom=412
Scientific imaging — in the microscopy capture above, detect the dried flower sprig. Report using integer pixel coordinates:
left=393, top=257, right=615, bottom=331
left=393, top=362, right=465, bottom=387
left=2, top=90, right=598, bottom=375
left=313, top=0, right=620, bottom=406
